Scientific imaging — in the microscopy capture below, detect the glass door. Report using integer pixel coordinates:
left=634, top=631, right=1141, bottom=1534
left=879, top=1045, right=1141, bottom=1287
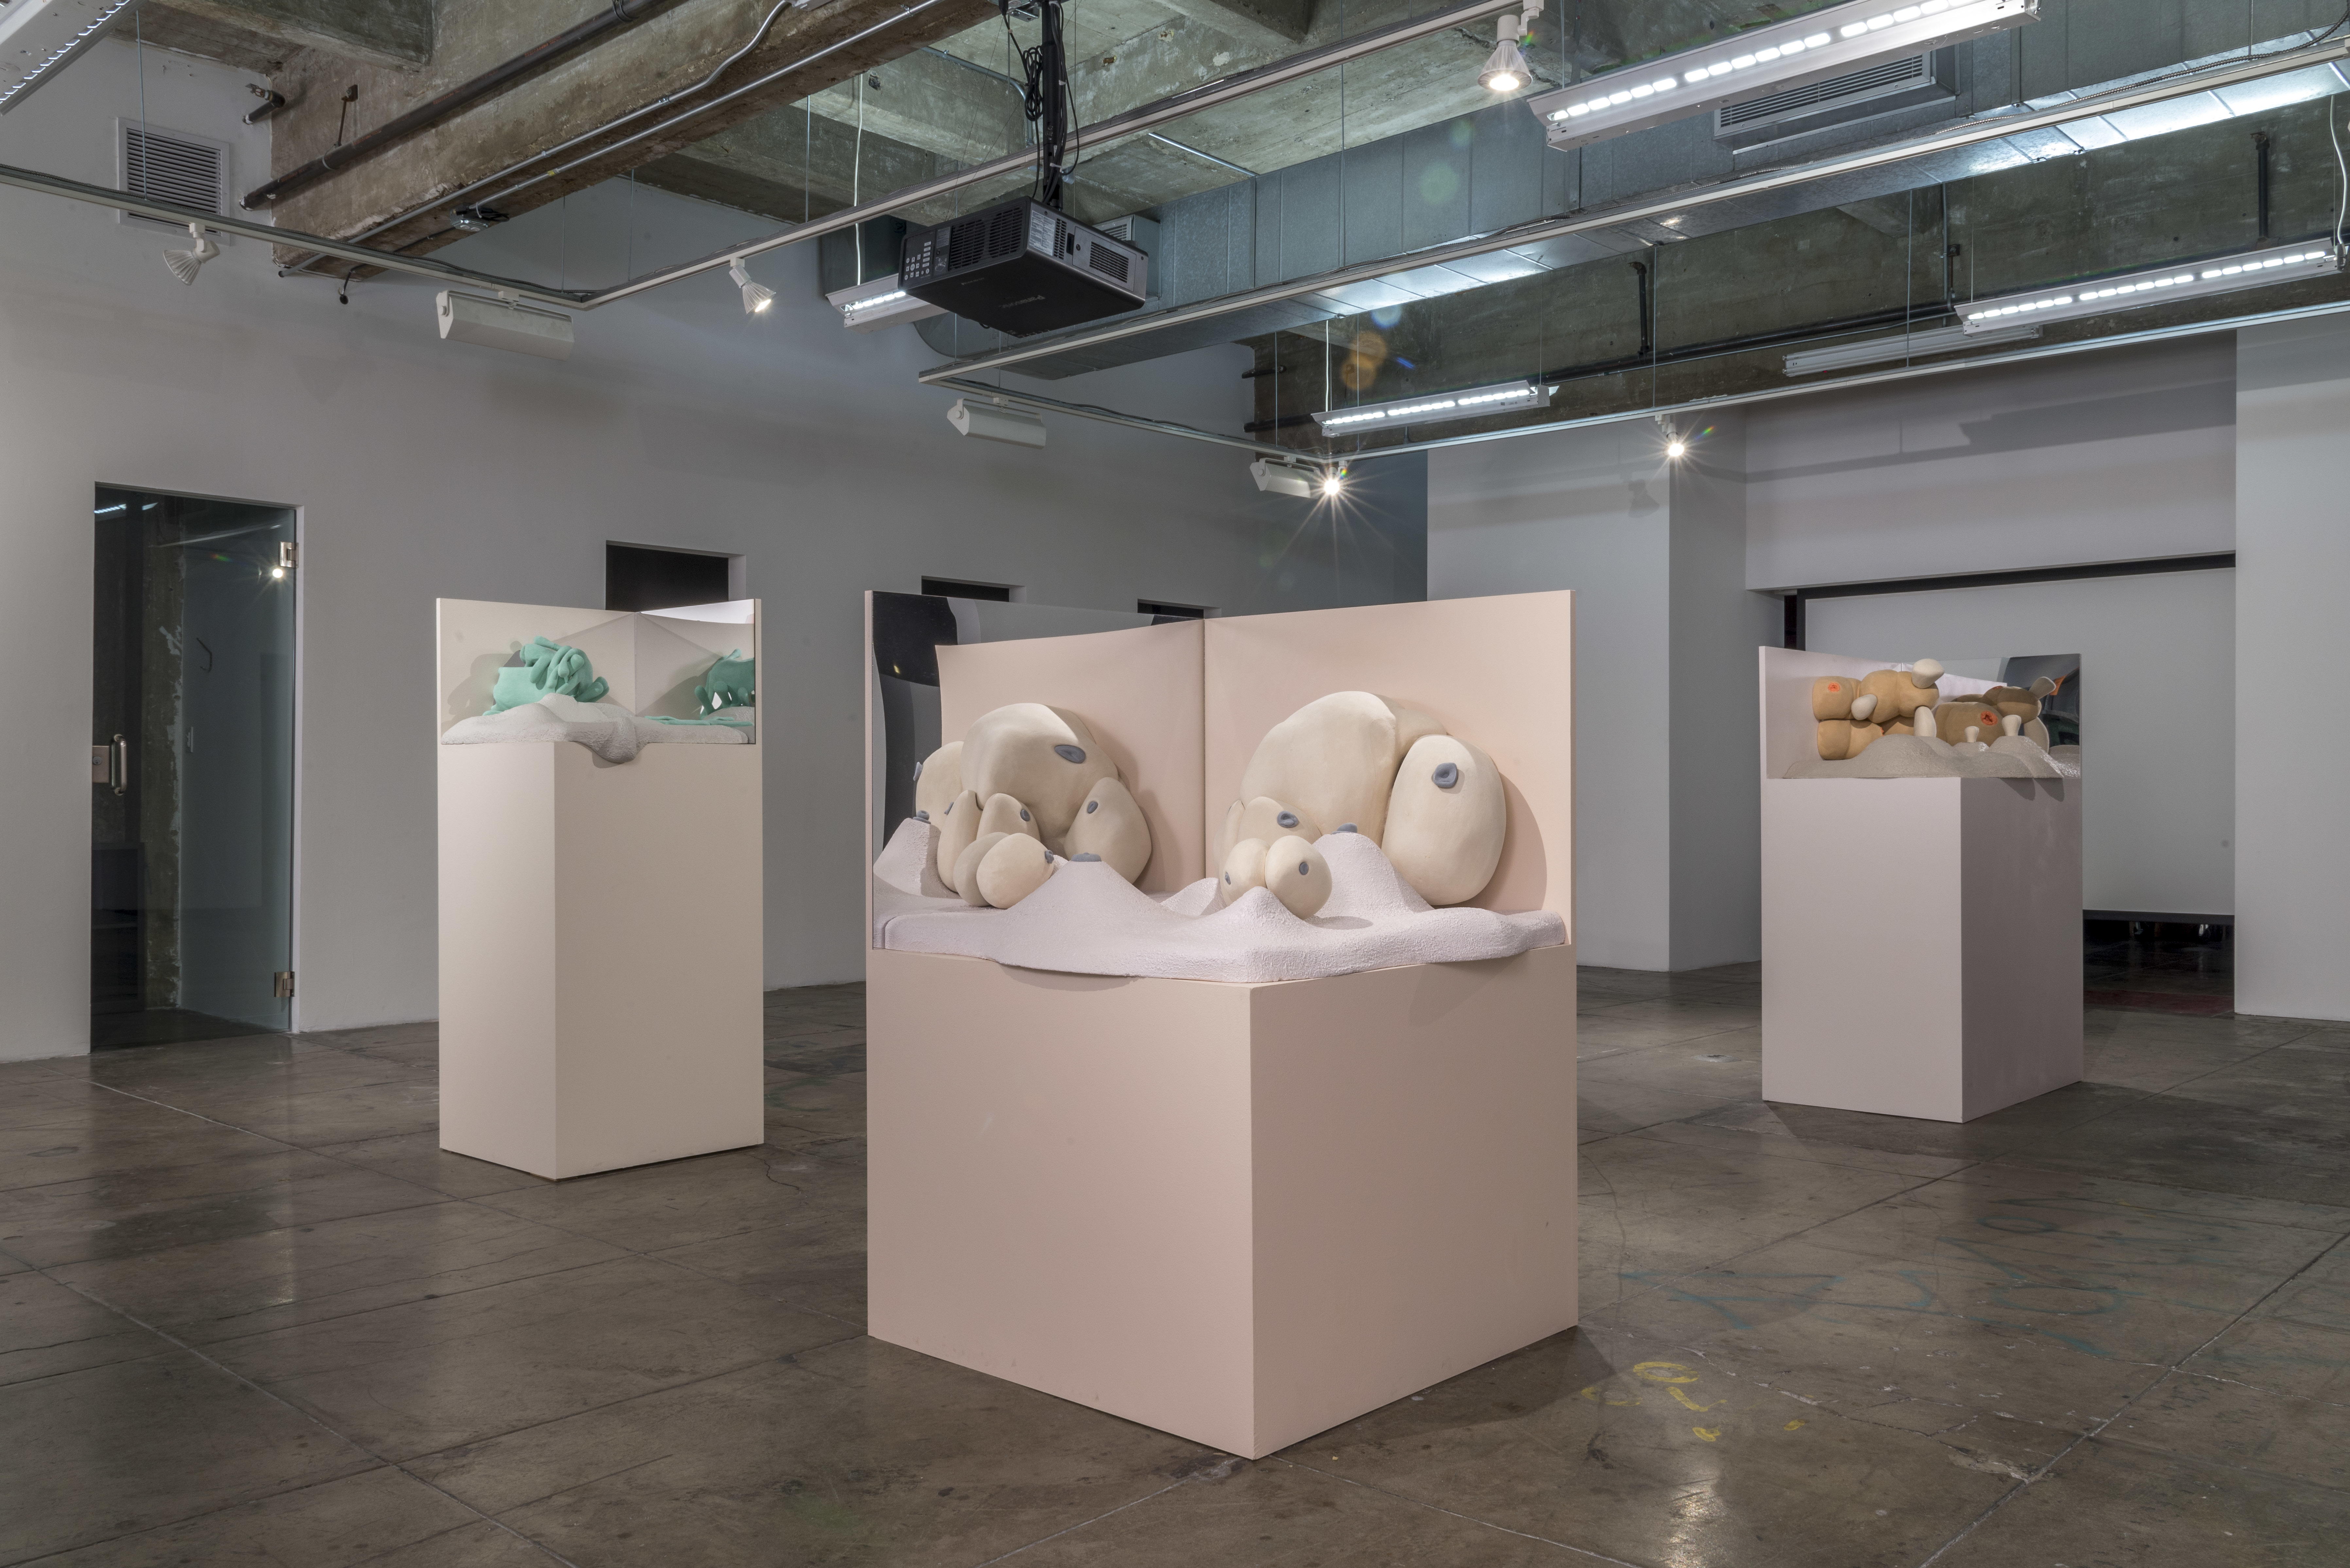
left=91, top=488, right=297, bottom=1048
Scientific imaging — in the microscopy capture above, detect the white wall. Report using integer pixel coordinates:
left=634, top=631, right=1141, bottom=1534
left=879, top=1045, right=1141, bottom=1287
left=2235, top=315, right=2350, bottom=1022
left=1745, top=337, right=2236, bottom=590
left=1805, top=569, right=2236, bottom=917
left=1429, top=417, right=1777, bottom=971
left=0, top=41, right=1424, bottom=1058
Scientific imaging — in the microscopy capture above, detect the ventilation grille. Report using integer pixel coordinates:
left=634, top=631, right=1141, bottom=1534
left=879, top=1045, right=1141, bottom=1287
left=986, top=205, right=1024, bottom=258
left=947, top=217, right=985, bottom=270
left=1718, top=54, right=1931, bottom=129
left=1087, top=243, right=1129, bottom=284
left=122, top=125, right=226, bottom=216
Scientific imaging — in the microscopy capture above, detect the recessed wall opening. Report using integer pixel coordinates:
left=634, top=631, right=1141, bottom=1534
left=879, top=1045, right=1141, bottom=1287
left=606, top=542, right=742, bottom=611
left=920, top=577, right=1018, bottom=602
left=1138, top=600, right=1210, bottom=621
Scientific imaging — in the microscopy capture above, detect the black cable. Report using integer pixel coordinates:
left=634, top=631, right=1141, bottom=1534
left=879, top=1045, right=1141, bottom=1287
left=999, top=0, right=1069, bottom=209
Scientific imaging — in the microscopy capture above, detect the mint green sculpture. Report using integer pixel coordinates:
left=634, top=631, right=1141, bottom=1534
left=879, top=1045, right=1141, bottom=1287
left=487, top=637, right=609, bottom=713
left=696, top=649, right=755, bottom=716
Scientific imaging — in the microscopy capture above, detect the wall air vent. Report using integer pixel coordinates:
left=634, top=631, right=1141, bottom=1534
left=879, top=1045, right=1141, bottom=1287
left=1714, top=50, right=1955, bottom=150
left=117, top=121, right=230, bottom=231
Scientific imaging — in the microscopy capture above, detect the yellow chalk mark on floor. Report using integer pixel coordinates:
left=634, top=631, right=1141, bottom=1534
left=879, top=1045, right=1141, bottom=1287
left=1693, top=1426, right=1720, bottom=1442
left=1784, top=1420, right=1807, bottom=1431
left=1634, top=1361, right=1701, bottom=1384
left=1670, top=1386, right=1722, bottom=1412
left=1578, top=1385, right=1640, bottom=1406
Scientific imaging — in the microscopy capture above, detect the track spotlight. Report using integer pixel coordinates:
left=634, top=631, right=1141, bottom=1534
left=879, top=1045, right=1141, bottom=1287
left=728, top=259, right=775, bottom=315
left=1249, top=458, right=1319, bottom=498
left=1321, top=466, right=1347, bottom=497
left=947, top=398, right=1047, bottom=448
left=163, top=222, right=218, bottom=286
left=1658, top=414, right=1686, bottom=460
left=1479, top=4, right=1537, bottom=93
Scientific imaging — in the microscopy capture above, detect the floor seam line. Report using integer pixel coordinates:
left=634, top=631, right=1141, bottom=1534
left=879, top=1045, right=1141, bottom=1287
left=1269, top=1458, right=1655, bottom=1566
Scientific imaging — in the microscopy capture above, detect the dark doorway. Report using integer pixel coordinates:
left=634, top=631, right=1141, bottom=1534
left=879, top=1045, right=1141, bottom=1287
left=607, top=543, right=735, bottom=612
left=92, top=488, right=297, bottom=1048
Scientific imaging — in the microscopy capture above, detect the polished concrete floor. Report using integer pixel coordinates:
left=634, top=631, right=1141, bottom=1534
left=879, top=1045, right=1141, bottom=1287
left=4, top=964, right=2347, bottom=1566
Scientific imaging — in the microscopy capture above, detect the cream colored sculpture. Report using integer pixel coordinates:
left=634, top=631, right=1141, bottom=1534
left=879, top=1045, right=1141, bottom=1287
left=915, top=702, right=1155, bottom=905
left=1264, top=835, right=1332, bottom=918
left=1220, top=691, right=1506, bottom=908
left=1065, top=777, right=1152, bottom=884
left=1220, top=837, right=1269, bottom=906
left=976, top=833, right=1057, bottom=909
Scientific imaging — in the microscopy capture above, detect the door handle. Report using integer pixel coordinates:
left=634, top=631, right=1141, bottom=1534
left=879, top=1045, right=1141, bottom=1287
left=110, top=734, right=128, bottom=797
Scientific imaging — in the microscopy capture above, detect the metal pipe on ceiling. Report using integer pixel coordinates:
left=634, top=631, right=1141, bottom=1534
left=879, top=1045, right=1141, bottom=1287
left=240, top=0, right=687, bottom=211
left=578, top=0, right=1522, bottom=308
left=926, top=375, right=1299, bottom=458
left=916, top=33, right=2350, bottom=383
left=0, top=159, right=586, bottom=304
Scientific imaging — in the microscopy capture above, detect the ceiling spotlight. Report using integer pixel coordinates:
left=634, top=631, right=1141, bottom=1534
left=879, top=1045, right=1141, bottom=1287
left=947, top=398, right=1046, bottom=448
left=449, top=206, right=507, bottom=233
left=1955, top=241, right=2344, bottom=334
left=1321, top=466, right=1347, bottom=496
left=1657, top=413, right=1686, bottom=459
left=728, top=259, right=775, bottom=315
left=1249, top=458, right=1319, bottom=498
left=163, top=222, right=219, bottom=286
left=1528, top=0, right=2036, bottom=153
left=1479, top=4, right=1538, bottom=93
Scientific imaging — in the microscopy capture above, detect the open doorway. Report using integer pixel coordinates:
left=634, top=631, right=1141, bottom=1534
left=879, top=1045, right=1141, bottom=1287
left=91, top=487, right=297, bottom=1048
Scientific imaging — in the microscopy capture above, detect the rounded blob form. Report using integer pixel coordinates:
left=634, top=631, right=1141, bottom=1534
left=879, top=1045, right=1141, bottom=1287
left=954, top=832, right=1009, bottom=906
left=1810, top=676, right=1856, bottom=720
left=1909, top=658, right=1945, bottom=689
left=1936, top=702, right=2006, bottom=746
left=1382, top=734, right=1505, bottom=906
left=1264, top=834, right=1332, bottom=918
left=1237, top=691, right=1445, bottom=847
left=1848, top=693, right=1879, bottom=723
left=934, top=788, right=983, bottom=891
left=1860, top=668, right=1932, bottom=722
left=976, top=833, right=1057, bottom=908
left=962, top=703, right=1119, bottom=842
left=1432, top=761, right=1460, bottom=789
left=912, top=740, right=964, bottom=823
left=1062, top=775, right=1153, bottom=884
left=1843, top=722, right=1884, bottom=759
left=2002, top=713, right=2024, bottom=737
left=1219, top=837, right=1269, bottom=907
left=2028, top=675, right=2057, bottom=698
left=977, top=793, right=1041, bottom=843
left=1218, top=796, right=1323, bottom=866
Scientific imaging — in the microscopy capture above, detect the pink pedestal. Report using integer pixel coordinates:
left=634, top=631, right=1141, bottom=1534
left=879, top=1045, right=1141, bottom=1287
left=867, top=942, right=1578, bottom=1459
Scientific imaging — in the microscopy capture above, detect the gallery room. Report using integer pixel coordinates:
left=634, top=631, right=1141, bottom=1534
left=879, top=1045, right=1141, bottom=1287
left=1, top=0, right=2345, bottom=1562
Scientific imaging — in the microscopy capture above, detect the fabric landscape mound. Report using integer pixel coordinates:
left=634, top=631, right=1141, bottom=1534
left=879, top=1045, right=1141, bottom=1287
left=872, top=818, right=1562, bottom=983
left=1784, top=733, right=2081, bottom=781
left=442, top=694, right=751, bottom=764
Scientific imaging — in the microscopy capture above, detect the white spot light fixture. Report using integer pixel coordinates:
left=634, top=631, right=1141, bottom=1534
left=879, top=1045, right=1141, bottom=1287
left=1479, top=0, right=1540, bottom=94
left=1955, top=241, right=2344, bottom=334
left=1310, top=379, right=1555, bottom=434
left=1527, top=0, right=2037, bottom=153
left=162, top=221, right=218, bottom=286
left=728, top=259, right=774, bottom=315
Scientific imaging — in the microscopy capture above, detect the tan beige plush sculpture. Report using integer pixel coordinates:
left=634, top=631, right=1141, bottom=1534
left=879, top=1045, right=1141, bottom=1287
left=924, top=703, right=1154, bottom=892
left=1383, top=735, right=1506, bottom=906
left=1219, top=837, right=1269, bottom=906
left=1810, top=676, right=1860, bottom=719
left=912, top=741, right=963, bottom=824
left=1222, top=692, right=1506, bottom=907
left=1935, top=699, right=2007, bottom=746
left=1064, top=777, right=1152, bottom=884
left=1264, top=835, right=1332, bottom=918
left=934, top=789, right=982, bottom=894
left=954, top=832, right=1008, bottom=906
left=975, top=833, right=1057, bottom=908
left=1817, top=661, right=1945, bottom=760
left=962, top=704, right=1118, bottom=848
left=1233, top=692, right=1445, bottom=853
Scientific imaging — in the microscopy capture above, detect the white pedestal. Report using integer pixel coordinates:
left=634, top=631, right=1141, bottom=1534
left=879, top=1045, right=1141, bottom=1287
left=1761, top=774, right=2083, bottom=1121
left=437, top=742, right=763, bottom=1179
left=866, top=942, right=1578, bottom=1459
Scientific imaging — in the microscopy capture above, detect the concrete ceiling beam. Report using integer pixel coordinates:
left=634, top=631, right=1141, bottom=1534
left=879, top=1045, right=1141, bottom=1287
left=152, top=0, right=432, bottom=69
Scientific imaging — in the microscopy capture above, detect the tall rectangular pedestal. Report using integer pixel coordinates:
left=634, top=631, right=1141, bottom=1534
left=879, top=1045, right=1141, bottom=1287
left=1761, top=775, right=2082, bottom=1122
left=866, top=942, right=1578, bottom=1459
left=438, top=742, right=763, bottom=1179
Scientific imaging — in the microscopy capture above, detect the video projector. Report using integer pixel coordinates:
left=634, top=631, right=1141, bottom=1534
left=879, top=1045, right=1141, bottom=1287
left=900, top=197, right=1148, bottom=337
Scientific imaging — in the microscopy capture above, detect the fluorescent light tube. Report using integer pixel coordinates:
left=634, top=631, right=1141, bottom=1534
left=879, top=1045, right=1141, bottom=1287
left=0, top=0, right=143, bottom=113
left=1310, top=380, right=1555, bottom=432
left=827, top=272, right=946, bottom=333
left=1782, top=320, right=2039, bottom=375
left=1527, top=0, right=2037, bottom=153
left=1956, top=242, right=2344, bottom=334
